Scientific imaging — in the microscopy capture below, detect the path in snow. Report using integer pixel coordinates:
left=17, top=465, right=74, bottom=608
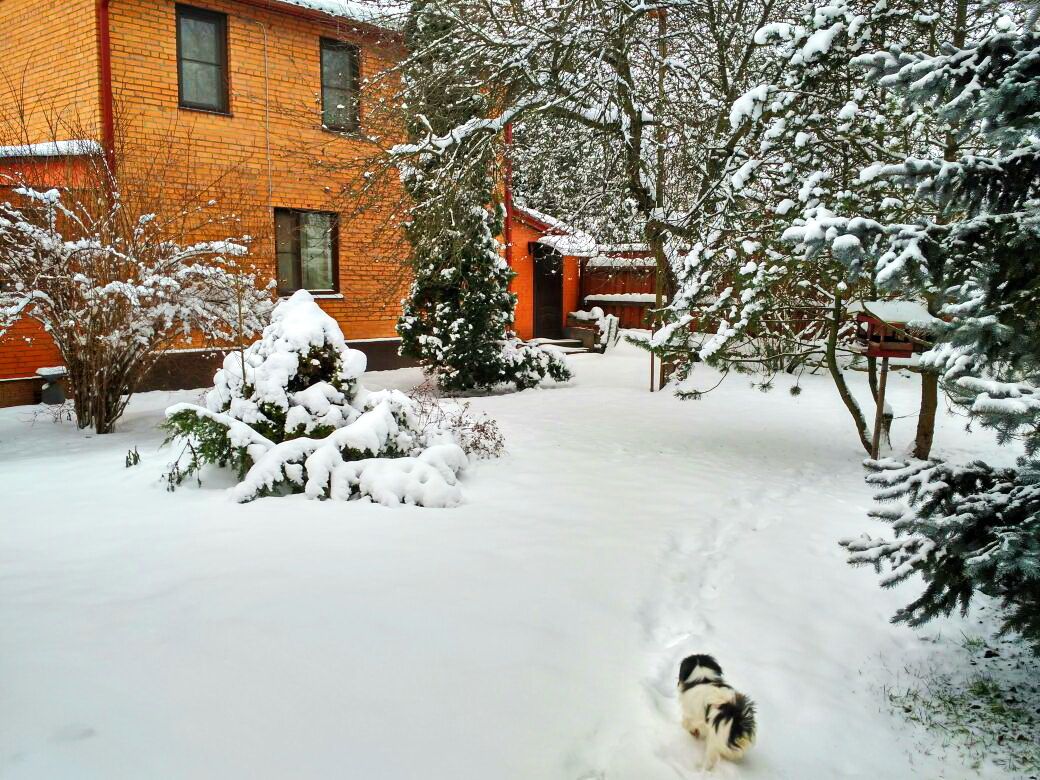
left=0, top=341, right=1012, bottom=779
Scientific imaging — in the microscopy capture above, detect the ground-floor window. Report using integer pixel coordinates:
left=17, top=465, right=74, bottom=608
left=274, top=209, right=338, bottom=295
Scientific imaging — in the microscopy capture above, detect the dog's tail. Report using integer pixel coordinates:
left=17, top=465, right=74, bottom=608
left=715, top=693, right=756, bottom=752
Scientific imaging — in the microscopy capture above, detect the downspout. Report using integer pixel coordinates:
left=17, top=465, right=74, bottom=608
left=95, top=0, right=117, bottom=181
left=240, top=16, right=274, bottom=207
left=503, top=122, right=515, bottom=271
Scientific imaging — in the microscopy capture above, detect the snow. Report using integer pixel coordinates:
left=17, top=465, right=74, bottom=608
left=0, top=340, right=1020, bottom=779
left=597, top=243, right=650, bottom=253
left=585, top=293, right=657, bottom=304
left=536, top=233, right=598, bottom=256
left=204, top=290, right=367, bottom=428
left=801, top=22, right=843, bottom=61
left=169, top=291, right=466, bottom=507
left=753, top=22, right=794, bottom=45
left=0, top=140, right=102, bottom=159
left=273, top=0, right=405, bottom=28
left=847, top=299, right=938, bottom=325
left=585, top=254, right=656, bottom=269
left=33, top=366, right=66, bottom=379
left=729, top=85, right=771, bottom=129
left=511, top=204, right=599, bottom=256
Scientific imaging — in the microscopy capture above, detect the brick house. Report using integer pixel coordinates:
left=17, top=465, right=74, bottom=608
left=0, top=0, right=601, bottom=407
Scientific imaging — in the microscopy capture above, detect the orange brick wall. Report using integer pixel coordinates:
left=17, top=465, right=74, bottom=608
left=0, top=318, right=64, bottom=381
left=108, top=0, right=410, bottom=340
left=0, top=0, right=98, bottom=387
left=0, top=0, right=101, bottom=141
left=509, top=220, right=539, bottom=340
left=562, top=255, right=581, bottom=321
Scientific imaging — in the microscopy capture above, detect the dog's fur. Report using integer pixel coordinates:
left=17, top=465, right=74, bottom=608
left=677, top=654, right=756, bottom=770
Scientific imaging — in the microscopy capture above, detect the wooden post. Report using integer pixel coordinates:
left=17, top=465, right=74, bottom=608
left=654, top=8, right=668, bottom=392
left=871, top=356, right=890, bottom=459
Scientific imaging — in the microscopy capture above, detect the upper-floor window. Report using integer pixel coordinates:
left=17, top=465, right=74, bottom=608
left=176, top=5, right=229, bottom=114
left=275, top=209, right=339, bottom=295
left=320, top=39, right=360, bottom=132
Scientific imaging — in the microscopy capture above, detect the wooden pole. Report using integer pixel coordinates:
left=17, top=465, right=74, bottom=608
left=871, top=356, right=890, bottom=459
left=652, top=8, right=668, bottom=392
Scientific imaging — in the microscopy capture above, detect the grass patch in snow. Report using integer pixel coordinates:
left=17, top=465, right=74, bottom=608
left=881, top=633, right=1040, bottom=777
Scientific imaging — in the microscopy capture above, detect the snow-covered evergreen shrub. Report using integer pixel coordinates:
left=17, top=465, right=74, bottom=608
left=164, top=291, right=469, bottom=507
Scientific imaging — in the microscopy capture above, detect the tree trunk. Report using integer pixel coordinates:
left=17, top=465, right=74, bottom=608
left=914, top=370, right=938, bottom=459
left=826, top=295, right=872, bottom=454
left=69, top=360, right=122, bottom=434
left=72, top=387, right=92, bottom=431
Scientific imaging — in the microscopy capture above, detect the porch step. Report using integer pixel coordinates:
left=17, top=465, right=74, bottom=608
left=526, top=338, right=591, bottom=355
left=527, top=338, right=585, bottom=349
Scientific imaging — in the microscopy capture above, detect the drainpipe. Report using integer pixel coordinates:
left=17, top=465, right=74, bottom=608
left=95, top=0, right=117, bottom=182
left=503, top=122, right=515, bottom=270
left=240, top=16, right=275, bottom=208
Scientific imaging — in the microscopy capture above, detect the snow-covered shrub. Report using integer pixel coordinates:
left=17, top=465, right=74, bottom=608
left=407, top=379, right=505, bottom=459
left=0, top=183, right=271, bottom=434
left=164, top=291, right=469, bottom=507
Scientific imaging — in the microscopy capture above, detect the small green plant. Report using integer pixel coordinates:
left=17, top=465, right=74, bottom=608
left=124, top=447, right=140, bottom=468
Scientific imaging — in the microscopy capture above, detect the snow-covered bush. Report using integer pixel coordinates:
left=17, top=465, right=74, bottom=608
left=164, top=291, right=469, bottom=507
left=0, top=182, right=271, bottom=434
left=407, top=379, right=505, bottom=459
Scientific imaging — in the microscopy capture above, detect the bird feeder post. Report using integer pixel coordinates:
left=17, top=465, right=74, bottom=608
left=870, top=356, right=890, bottom=460
left=851, top=300, right=939, bottom=459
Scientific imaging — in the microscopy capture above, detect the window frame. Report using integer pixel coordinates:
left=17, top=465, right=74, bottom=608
left=319, top=38, right=361, bottom=134
left=274, top=208, right=341, bottom=297
left=175, top=4, right=231, bottom=115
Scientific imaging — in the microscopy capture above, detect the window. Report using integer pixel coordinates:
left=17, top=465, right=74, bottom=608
left=320, top=39, right=360, bottom=132
left=176, top=5, right=229, bottom=113
left=275, top=209, right=338, bottom=294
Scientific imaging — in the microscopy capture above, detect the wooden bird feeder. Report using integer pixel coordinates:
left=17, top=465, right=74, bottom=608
left=855, top=315, right=916, bottom=359
left=850, top=300, right=935, bottom=360
left=848, top=301, right=938, bottom=458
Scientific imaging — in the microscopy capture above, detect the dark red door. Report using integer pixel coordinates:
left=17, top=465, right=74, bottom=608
left=533, top=243, right=563, bottom=339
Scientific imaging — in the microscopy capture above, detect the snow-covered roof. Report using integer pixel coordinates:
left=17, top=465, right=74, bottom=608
left=597, top=243, right=649, bottom=253
left=585, top=254, right=655, bottom=269
left=0, top=140, right=102, bottom=159
left=271, top=0, right=405, bottom=30
left=513, top=204, right=598, bottom=256
left=585, top=293, right=657, bottom=304
left=537, top=233, right=598, bottom=256
left=848, top=300, right=938, bottom=325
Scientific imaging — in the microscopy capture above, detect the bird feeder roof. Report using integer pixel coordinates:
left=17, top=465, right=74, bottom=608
left=847, top=300, right=938, bottom=327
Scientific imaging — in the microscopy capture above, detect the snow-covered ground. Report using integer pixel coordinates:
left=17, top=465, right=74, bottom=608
left=0, top=340, right=1019, bottom=779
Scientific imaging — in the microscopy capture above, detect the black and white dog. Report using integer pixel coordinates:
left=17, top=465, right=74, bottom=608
left=677, top=654, right=756, bottom=770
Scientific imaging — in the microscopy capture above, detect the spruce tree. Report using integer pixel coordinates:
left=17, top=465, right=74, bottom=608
left=396, top=0, right=570, bottom=393
left=836, top=20, right=1040, bottom=651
